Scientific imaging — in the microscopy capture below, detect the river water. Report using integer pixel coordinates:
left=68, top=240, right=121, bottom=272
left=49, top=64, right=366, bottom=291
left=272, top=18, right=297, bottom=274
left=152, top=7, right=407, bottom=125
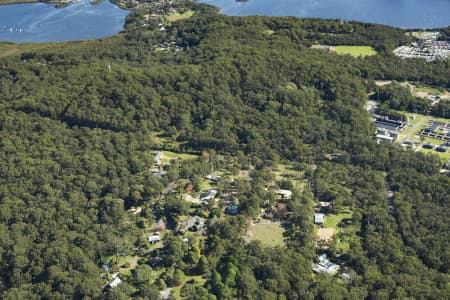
left=1, top=0, right=449, bottom=43
left=0, top=0, right=129, bottom=42
left=197, top=0, right=450, bottom=29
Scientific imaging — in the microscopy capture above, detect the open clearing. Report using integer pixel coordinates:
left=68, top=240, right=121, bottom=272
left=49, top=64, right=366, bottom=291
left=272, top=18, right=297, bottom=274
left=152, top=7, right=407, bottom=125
left=161, top=151, right=198, bottom=164
left=273, top=163, right=307, bottom=190
left=311, top=45, right=376, bottom=57
left=166, top=10, right=194, bottom=22
left=119, top=256, right=140, bottom=276
left=324, top=211, right=353, bottom=228
left=317, top=210, right=353, bottom=249
left=334, top=46, right=377, bottom=57
left=317, top=227, right=335, bottom=241
left=247, top=223, right=285, bottom=247
left=374, top=81, right=449, bottom=99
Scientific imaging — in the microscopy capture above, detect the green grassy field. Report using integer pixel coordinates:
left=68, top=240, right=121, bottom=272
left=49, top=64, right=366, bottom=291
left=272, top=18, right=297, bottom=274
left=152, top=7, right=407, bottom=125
left=263, top=29, right=275, bottom=35
left=248, top=223, right=285, bottom=247
left=410, top=31, right=431, bottom=37
left=416, top=85, right=447, bottom=95
left=199, top=179, right=213, bottom=191
left=161, top=151, right=198, bottom=165
left=320, top=210, right=354, bottom=252
left=166, top=10, right=194, bottom=22
left=273, top=163, right=306, bottom=190
left=323, top=211, right=353, bottom=228
left=334, top=46, right=377, bottom=57
left=285, top=82, right=298, bottom=90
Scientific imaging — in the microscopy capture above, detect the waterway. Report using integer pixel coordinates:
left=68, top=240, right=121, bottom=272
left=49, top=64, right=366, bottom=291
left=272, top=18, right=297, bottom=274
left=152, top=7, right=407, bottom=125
left=0, top=0, right=129, bottom=43
left=197, top=0, right=450, bottom=29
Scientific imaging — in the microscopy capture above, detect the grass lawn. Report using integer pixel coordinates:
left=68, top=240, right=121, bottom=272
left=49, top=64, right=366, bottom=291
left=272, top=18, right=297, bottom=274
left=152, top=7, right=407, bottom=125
left=285, top=82, right=298, bottom=90
left=319, top=210, right=356, bottom=253
left=416, top=85, right=447, bottom=95
left=118, top=255, right=141, bottom=276
left=199, top=179, right=213, bottom=191
left=410, top=31, right=429, bottom=36
left=334, top=233, right=360, bottom=253
left=324, top=211, right=352, bottom=228
left=248, top=223, right=285, bottom=247
left=273, top=163, right=306, bottom=189
left=403, top=112, right=425, bottom=126
left=263, top=29, right=275, bottom=35
left=161, top=151, right=198, bottom=165
left=166, top=10, right=194, bottom=22
left=334, top=46, right=377, bottom=57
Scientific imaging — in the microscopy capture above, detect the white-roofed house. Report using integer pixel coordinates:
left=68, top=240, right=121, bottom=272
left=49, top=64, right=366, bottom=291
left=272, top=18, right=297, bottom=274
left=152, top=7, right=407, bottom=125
left=276, top=189, right=292, bottom=200
left=314, top=213, right=325, bottom=225
left=104, top=273, right=122, bottom=291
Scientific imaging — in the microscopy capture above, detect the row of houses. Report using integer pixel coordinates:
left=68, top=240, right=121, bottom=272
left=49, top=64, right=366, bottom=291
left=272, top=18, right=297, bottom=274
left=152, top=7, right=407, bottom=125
left=394, top=32, right=450, bottom=61
left=393, top=45, right=450, bottom=62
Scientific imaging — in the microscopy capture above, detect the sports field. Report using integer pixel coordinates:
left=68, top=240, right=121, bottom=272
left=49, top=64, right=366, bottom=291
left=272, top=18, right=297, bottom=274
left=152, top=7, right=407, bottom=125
left=334, top=46, right=377, bottom=57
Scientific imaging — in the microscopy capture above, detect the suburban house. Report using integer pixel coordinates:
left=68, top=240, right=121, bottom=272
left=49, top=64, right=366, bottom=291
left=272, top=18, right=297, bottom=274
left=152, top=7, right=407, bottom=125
left=102, top=262, right=113, bottom=272
left=320, top=202, right=331, bottom=208
left=153, top=151, right=163, bottom=165
left=205, top=174, right=221, bottom=182
left=312, top=254, right=340, bottom=275
left=129, top=206, right=142, bottom=215
left=177, top=215, right=206, bottom=234
left=200, top=189, right=218, bottom=201
left=104, top=273, right=122, bottom=291
left=265, top=202, right=290, bottom=219
left=276, top=189, right=292, bottom=200
left=148, top=235, right=161, bottom=244
left=150, top=257, right=163, bottom=267
left=314, top=213, right=325, bottom=225
left=152, top=171, right=165, bottom=178
left=225, top=203, right=240, bottom=215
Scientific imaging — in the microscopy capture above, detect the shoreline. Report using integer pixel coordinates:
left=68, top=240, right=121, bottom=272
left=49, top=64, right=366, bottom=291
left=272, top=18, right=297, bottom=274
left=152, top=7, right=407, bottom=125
left=0, top=0, right=81, bottom=5
left=194, top=0, right=450, bottom=30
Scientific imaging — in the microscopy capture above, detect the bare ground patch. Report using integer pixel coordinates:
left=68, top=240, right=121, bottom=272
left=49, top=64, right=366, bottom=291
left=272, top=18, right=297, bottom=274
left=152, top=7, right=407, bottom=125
left=317, top=227, right=336, bottom=241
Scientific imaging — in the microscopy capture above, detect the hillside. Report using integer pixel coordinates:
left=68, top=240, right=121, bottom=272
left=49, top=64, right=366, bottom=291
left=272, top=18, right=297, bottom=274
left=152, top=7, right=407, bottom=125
left=0, top=9, right=449, bottom=299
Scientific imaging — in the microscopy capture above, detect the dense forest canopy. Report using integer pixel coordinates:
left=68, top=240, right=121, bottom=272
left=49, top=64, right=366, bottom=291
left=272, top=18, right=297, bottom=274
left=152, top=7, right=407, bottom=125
left=0, top=6, right=449, bottom=299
